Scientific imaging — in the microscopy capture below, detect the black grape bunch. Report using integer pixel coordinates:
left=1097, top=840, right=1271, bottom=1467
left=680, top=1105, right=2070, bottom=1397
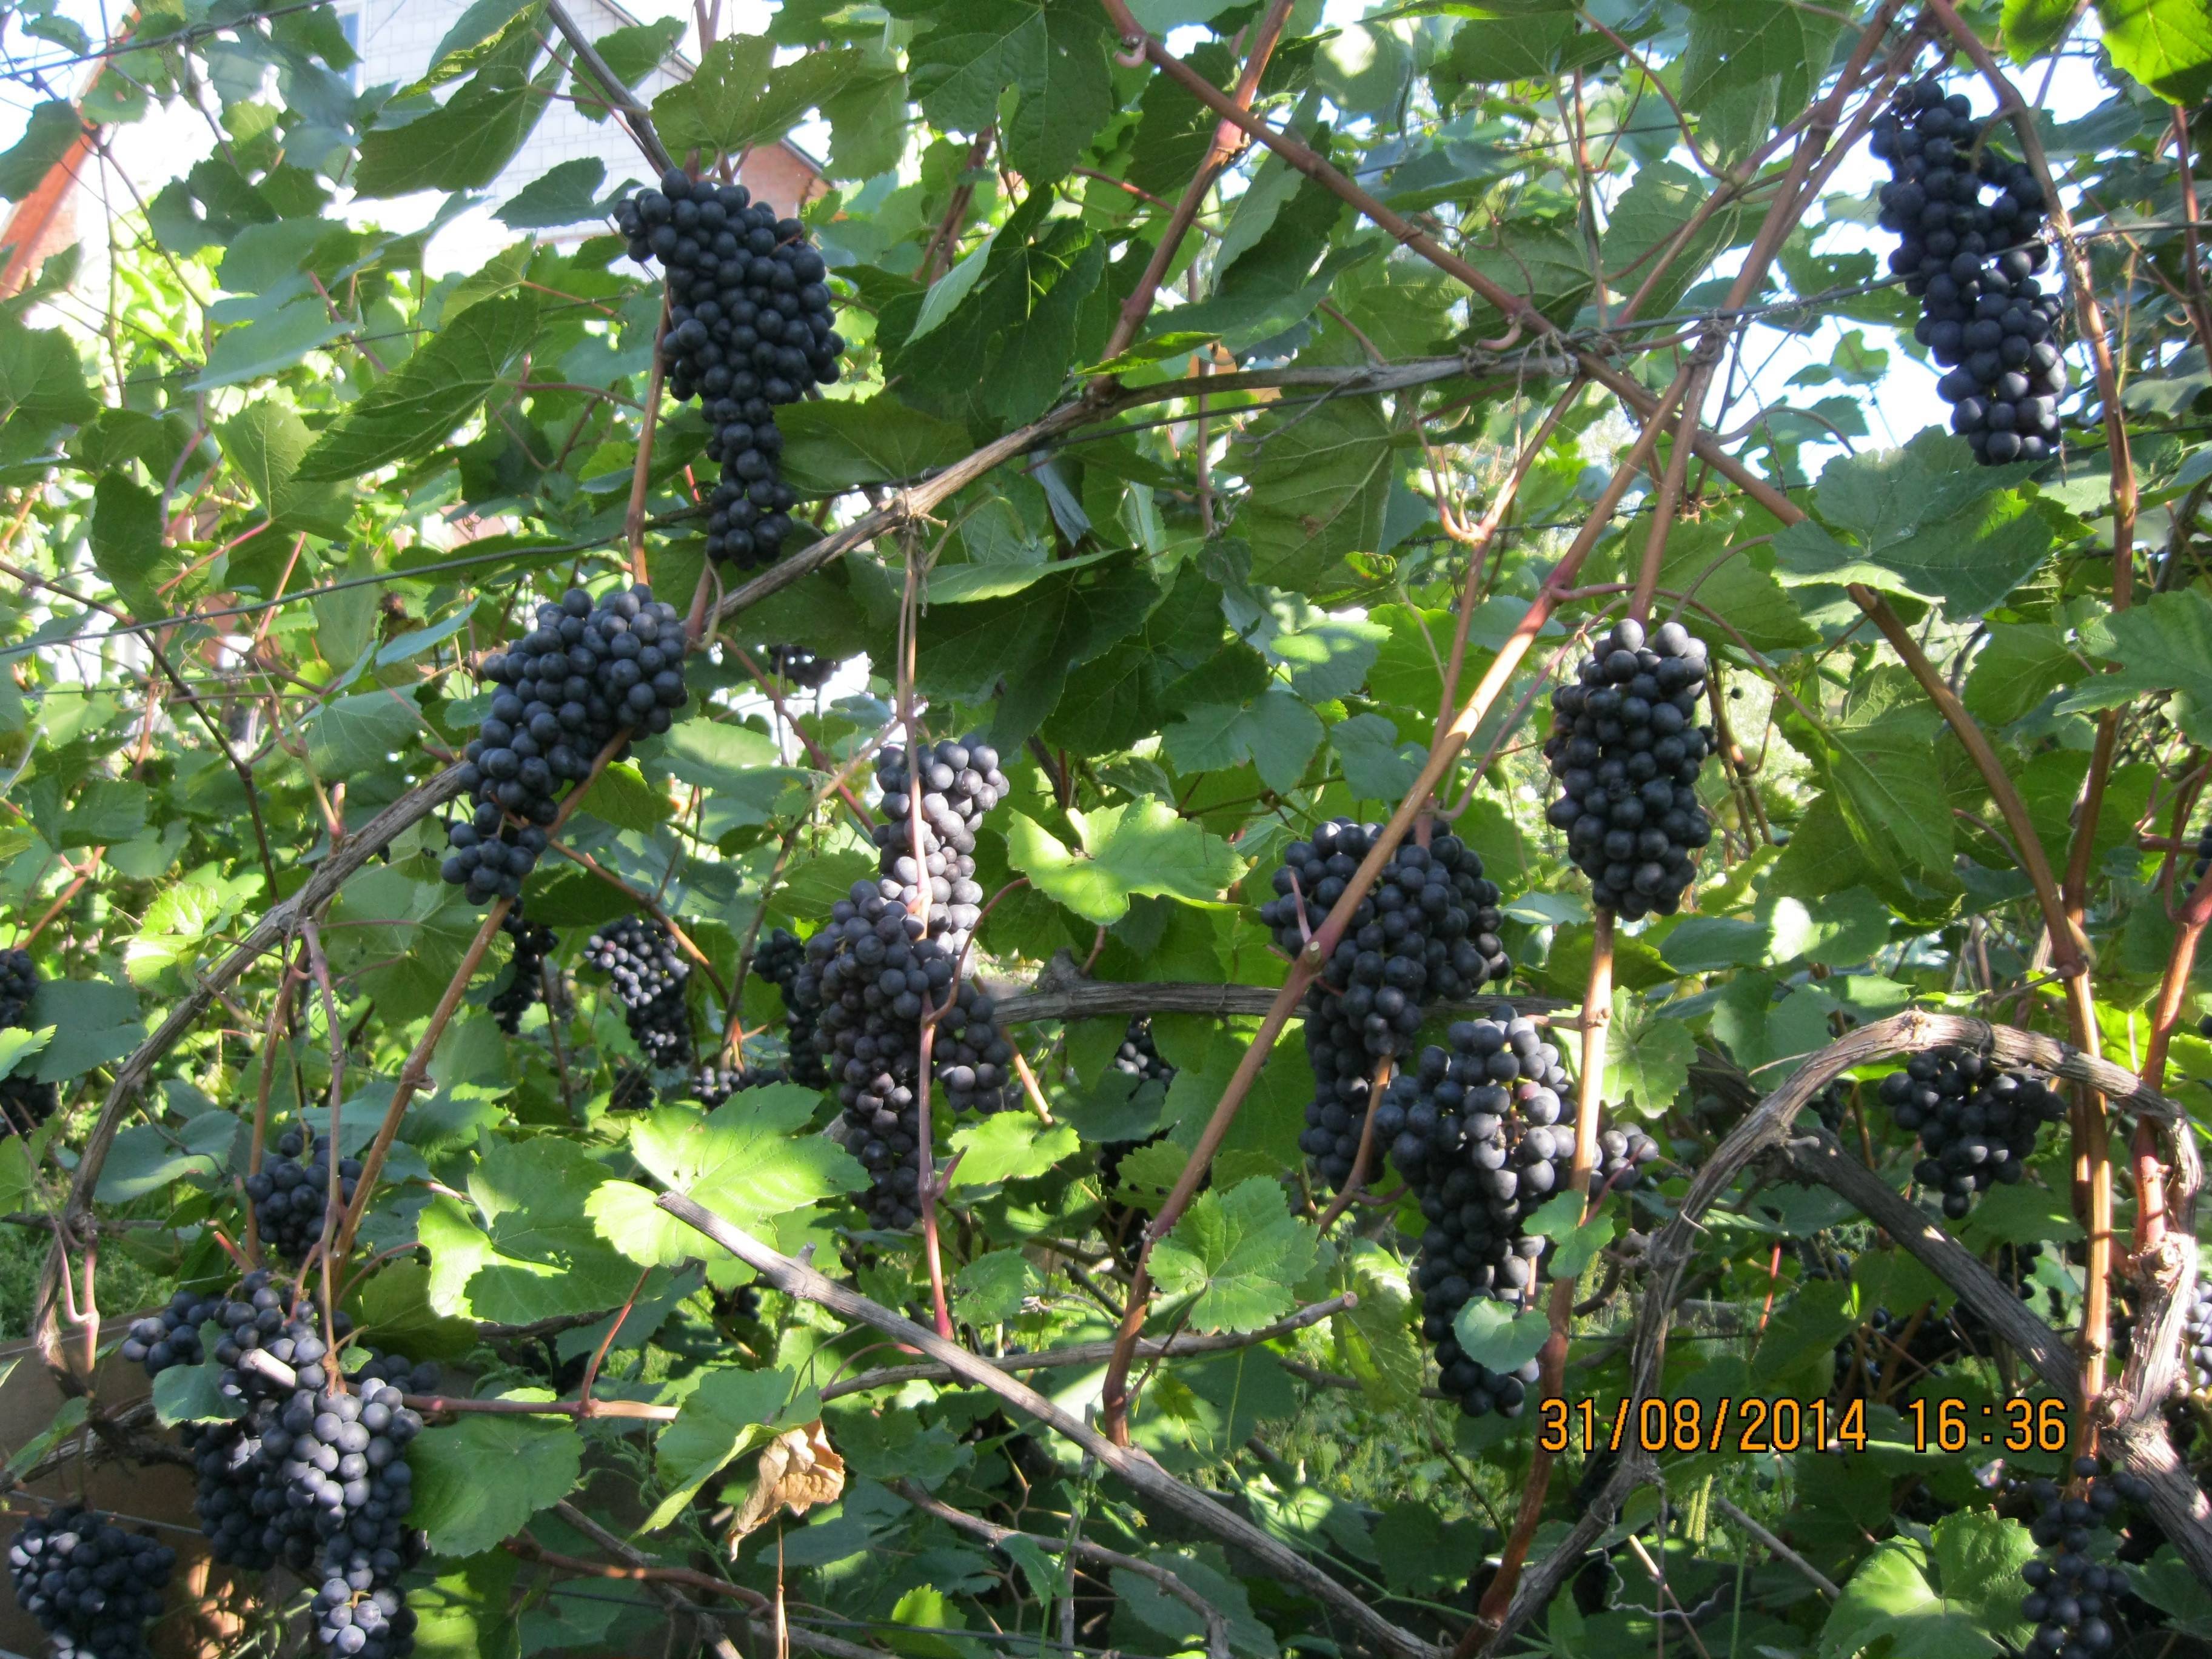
left=126, top=1271, right=431, bottom=1659
left=1098, top=1017, right=1178, bottom=1235
left=612, top=170, right=844, bottom=572
left=1258, top=820, right=1511, bottom=1195
left=244, top=1127, right=361, bottom=1268
left=584, top=915, right=695, bottom=1071
left=488, top=908, right=562, bottom=1036
left=443, top=586, right=690, bottom=907
left=1872, top=76, right=2068, bottom=465
left=0, top=947, right=59, bottom=1137
left=688, top=1062, right=786, bottom=1107
left=1543, top=618, right=1714, bottom=920
left=1379, top=1012, right=1657, bottom=1418
left=1874, top=1045, right=2066, bottom=1219
left=2184, top=1275, right=2212, bottom=1393
left=2020, top=1458, right=2151, bottom=1659
left=762, top=645, right=836, bottom=689
left=797, top=736, right=1017, bottom=1229
left=753, top=927, right=828, bottom=1089
left=7, top=1503, right=176, bottom=1659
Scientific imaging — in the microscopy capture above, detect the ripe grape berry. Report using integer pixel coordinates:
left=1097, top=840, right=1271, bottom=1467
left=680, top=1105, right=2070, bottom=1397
left=1874, top=1046, right=2065, bottom=1218
left=1261, top=821, right=1510, bottom=1193
left=488, top=908, right=561, bottom=1035
left=7, top=1504, right=176, bottom=1659
left=244, top=1127, right=361, bottom=1267
left=802, top=736, right=1017, bottom=1227
left=443, top=586, right=689, bottom=905
left=585, top=916, right=695, bottom=1070
left=612, top=170, right=843, bottom=570
left=1382, top=1011, right=1657, bottom=1416
left=1544, top=618, right=1714, bottom=919
left=0, top=947, right=59, bottom=1136
left=1872, top=77, right=2068, bottom=464
left=2019, top=1458, right=2149, bottom=1656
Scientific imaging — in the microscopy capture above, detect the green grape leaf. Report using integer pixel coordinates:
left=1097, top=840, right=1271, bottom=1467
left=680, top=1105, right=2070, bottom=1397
left=1150, top=1177, right=1319, bottom=1333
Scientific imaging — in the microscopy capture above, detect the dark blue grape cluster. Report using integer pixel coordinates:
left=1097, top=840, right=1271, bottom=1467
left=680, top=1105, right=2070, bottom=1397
left=763, top=645, right=836, bottom=689
left=7, top=1503, right=175, bottom=1659
left=1261, top=822, right=1511, bottom=1193
left=443, top=586, right=689, bottom=905
left=0, top=947, right=58, bottom=1137
left=2020, top=1458, right=2150, bottom=1657
left=798, top=736, right=1016, bottom=1228
left=1872, top=78, right=2068, bottom=464
left=488, top=908, right=561, bottom=1035
left=612, top=170, right=843, bottom=571
left=688, top=1062, right=785, bottom=1106
left=244, top=1127, right=360, bottom=1268
left=1875, top=1047, right=2066, bottom=1218
left=1543, top=619, right=1714, bottom=919
left=584, top=916, right=694, bottom=1071
left=130, top=1273, right=432, bottom=1659
left=755, top=927, right=828, bottom=1089
left=1098, top=1017, right=1176, bottom=1235
left=1382, top=1013, right=1654, bottom=1417
left=2184, top=1276, right=2212, bottom=1393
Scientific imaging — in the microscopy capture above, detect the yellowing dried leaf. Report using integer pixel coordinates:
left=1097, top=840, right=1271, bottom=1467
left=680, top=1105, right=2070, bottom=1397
left=726, top=1420, right=845, bottom=1554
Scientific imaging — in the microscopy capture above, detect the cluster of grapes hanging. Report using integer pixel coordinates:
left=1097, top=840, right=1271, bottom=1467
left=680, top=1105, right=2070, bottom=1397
left=614, top=170, right=844, bottom=571
left=1873, top=77, right=2068, bottom=463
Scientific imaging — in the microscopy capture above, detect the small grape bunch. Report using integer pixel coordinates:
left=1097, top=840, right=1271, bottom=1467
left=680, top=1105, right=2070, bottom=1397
left=1543, top=618, right=1714, bottom=920
left=1875, top=1047, right=2066, bottom=1218
left=1099, top=1017, right=1177, bottom=1225
left=0, top=946, right=58, bottom=1137
left=756, top=926, right=828, bottom=1090
left=612, top=170, right=844, bottom=570
left=1872, top=76, right=2067, bottom=464
left=443, top=586, right=690, bottom=905
left=762, top=644, right=836, bottom=689
left=585, top=916, right=695, bottom=1070
left=489, top=907, right=561, bottom=1035
left=244, top=1127, right=362, bottom=1267
left=7, top=1504, right=176, bottom=1659
left=687, top=1063, right=786, bottom=1107
left=2184, top=1276, right=2212, bottom=1393
left=120, top=1285, right=229, bottom=1373
left=2020, top=1458, right=2151, bottom=1657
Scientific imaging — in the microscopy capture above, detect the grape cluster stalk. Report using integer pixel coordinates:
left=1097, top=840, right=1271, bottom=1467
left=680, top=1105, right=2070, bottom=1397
left=0, top=947, right=59, bottom=1135
left=790, top=736, right=1019, bottom=1227
left=1873, top=77, right=2068, bottom=463
left=442, top=586, right=690, bottom=905
left=1261, top=820, right=1510, bottom=1193
left=613, top=170, right=845, bottom=571
left=1543, top=618, right=1715, bottom=919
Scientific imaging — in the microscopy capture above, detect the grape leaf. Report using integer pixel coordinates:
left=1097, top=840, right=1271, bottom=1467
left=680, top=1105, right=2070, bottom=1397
left=1004, top=799, right=1246, bottom=925
left=409, top=1406, right=584, bottom=1557
left=1151, top=1178, right=1319, bottom=1333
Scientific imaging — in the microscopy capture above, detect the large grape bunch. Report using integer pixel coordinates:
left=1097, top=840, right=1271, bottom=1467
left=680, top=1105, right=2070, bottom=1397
left=1381, top=1013, right=1656, bottom=1417
left=441, top=586, right=690, bottom=906
left=801, top=736, right=1018, bottom=1228
left=488, top=908, right=562, bottom=1035
left=0, top=947, right=59, bottom=1136
left=1259, top=822, right=1510, bottom=1192
left=612, top=170, right=843, bottom=572
left=7, top=1504, right=176, bottom=1659
left=1543, top=618, right=1714, bottom=920
left=1872, top=77, right=2068, bottom=464
left=585, top=915, right=695, bottom=1070
left=126, top=1272, right=431, bottom=1658
left=1874, top=1047, right=2066, bottom=1218
left=245, top=1127, right=361, bottom=1267
left=2019, top=1459, right=2150, bottom=1658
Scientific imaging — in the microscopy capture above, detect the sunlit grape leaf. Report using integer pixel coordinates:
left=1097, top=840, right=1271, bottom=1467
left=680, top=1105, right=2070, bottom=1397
left=1151, top=1178, right=1319, bottom=1333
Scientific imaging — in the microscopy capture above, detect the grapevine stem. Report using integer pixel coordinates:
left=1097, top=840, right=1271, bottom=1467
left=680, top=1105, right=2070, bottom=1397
left=1313, top=1057, right=1393, bottom=1234
left=624, top=289, right=671, bottom=586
